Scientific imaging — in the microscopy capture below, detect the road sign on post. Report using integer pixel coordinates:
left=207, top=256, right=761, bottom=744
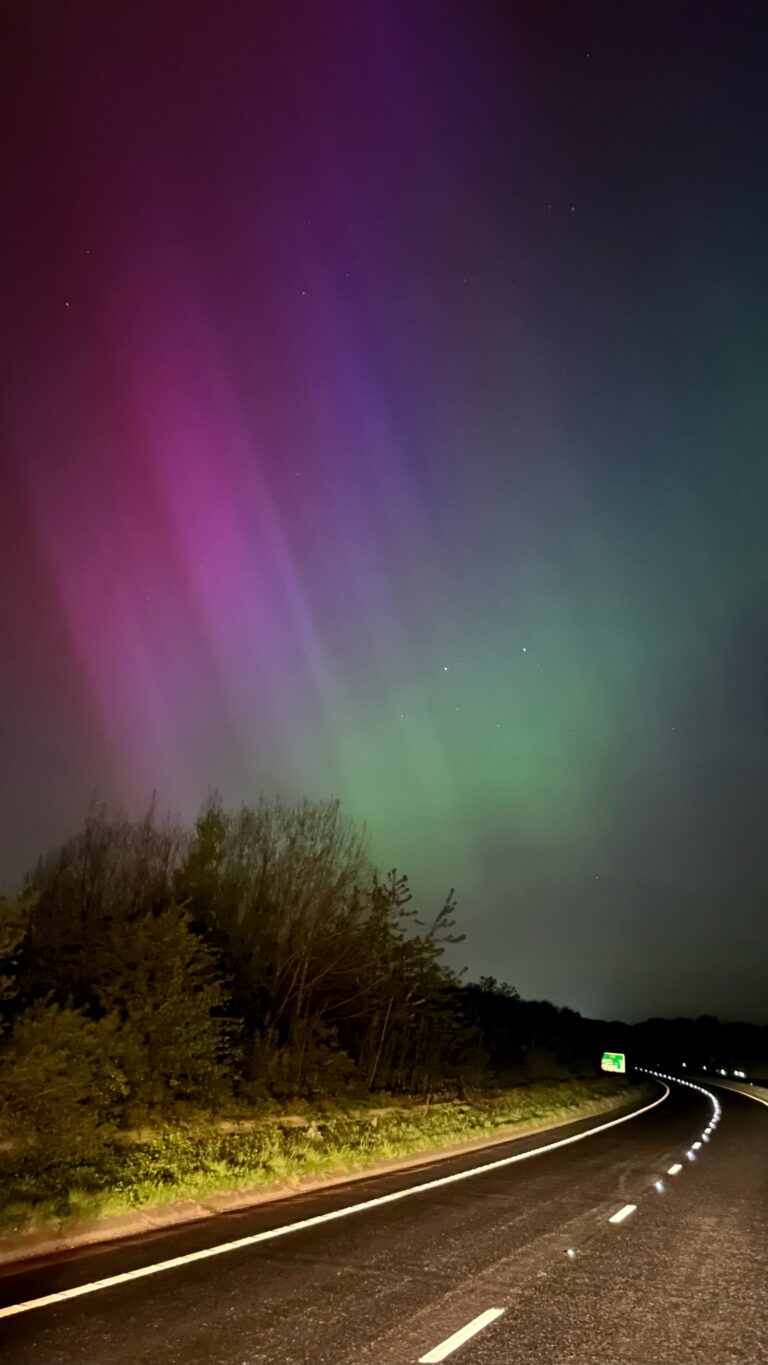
left=601, top=1051, right=626, bottom=1074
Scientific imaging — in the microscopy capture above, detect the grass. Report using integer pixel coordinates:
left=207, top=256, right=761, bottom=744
left=0, top=1078, right=648, bottom=1240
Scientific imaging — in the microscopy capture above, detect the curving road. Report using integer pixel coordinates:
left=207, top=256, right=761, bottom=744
left=0, top=1076, right=765, bottom=1365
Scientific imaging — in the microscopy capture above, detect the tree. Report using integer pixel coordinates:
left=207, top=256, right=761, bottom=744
left=19, top=805, right=232, bottom=1111
left=0, top=892, right=32, bottom=1018
left=96, top=903, right=232, bottom=1110
left=22, top=802, right=184, bottom=1006
left=177, top=794, right=373, bottom=1087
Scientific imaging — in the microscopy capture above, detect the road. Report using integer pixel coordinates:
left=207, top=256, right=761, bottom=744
left=1, top=1076, right=766, bottom=1365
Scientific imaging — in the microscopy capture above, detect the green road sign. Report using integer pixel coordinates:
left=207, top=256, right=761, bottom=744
left=601, top=1051, right=626, bottom=1074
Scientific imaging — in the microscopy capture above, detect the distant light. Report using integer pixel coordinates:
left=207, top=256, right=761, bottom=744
left=681, top=1062, right=687, bottom=1068
left=566, top=1248, right=576, bottom=1259
left=692, top=1141, right=702, bottom=1150
left=668, top=1163, right=683, bottom=1175
left=655, top=1180, right=664, bottom=1193
left=686, top=1150, right=696, bottom=1161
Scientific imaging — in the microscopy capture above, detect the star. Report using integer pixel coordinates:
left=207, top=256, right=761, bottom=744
left=443, top=664, right=450, bottom=672
left=522, top=646, right=527, bottom=653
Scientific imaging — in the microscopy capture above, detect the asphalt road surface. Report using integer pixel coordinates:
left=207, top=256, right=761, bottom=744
left=1, top=1076, right=766, bottom=1365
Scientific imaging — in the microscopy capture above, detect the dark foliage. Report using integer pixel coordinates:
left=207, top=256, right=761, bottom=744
left=2, top=796, right=764, bottom=1166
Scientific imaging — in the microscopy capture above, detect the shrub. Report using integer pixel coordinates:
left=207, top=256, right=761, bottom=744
left=97, top=904, right=233, bottom=1111
left=0, top=1002, right=126, bottom=1160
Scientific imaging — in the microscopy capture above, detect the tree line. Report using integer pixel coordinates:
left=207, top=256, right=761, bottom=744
left=4, top=794, right=760, bottom=1155
left=0, top=796, right=609, bottom=1151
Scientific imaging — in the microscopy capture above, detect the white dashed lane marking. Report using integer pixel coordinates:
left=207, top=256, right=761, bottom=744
left=418, top=1308, right=505, bottom=1363
left=608, top=1203, right=637, bottom=1224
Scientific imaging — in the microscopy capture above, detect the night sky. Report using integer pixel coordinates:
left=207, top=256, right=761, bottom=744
left=2, top=2, right=767, bottom=1023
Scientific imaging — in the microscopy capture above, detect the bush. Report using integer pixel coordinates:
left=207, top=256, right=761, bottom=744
left=97, top=904, right=233, bottom=1111
left=0, top=1002, right=126, bottom=1160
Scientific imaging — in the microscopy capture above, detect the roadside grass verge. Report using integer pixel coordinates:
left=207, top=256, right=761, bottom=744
left=0, top=1078, right=648, bottom=1239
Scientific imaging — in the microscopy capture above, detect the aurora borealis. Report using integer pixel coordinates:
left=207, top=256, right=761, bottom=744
left=2, top=2, right=767, bottom=1022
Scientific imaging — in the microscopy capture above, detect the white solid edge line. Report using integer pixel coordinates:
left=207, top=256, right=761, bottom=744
left=608, top=1202, right=637, bottom=1224
left=667, top=1163, right=683, bottom=1175
left=0, top=1083, right=670, bottom=1321
left=708, top=1081, right=768, bottom=1109
left=419, top=1308, right=505, bottom=1364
